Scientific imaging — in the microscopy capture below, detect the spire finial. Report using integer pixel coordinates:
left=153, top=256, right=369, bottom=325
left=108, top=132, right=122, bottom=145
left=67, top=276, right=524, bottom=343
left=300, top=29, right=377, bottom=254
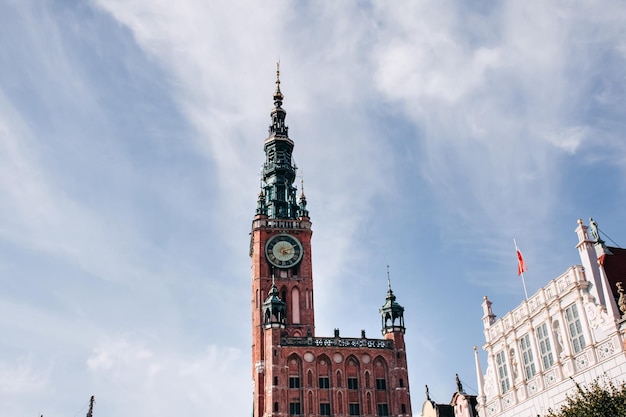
left=425, top=384, right=430, bottom=401
left=273, top=62, right=283, bottom=105
left=387, top=265, right=391, bottom=290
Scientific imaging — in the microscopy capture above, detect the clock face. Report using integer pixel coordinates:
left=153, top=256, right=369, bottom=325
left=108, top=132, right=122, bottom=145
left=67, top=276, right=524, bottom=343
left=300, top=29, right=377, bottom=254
left=265, top=234, right=303, bottom=268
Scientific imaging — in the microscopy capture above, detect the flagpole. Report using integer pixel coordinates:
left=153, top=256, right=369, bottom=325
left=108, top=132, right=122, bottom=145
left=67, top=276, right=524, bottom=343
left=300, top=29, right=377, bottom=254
left=514, top=239, right=529, bottom=300
left=520, top=271, right=529, bottom=300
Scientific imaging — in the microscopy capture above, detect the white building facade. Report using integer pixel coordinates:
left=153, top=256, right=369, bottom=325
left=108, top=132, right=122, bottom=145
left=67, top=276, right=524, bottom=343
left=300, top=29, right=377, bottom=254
left=476, top=219, right=626, bottom=417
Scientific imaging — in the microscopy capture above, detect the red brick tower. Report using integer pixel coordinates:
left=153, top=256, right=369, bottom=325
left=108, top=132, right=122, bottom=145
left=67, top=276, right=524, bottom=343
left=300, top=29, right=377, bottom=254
left=251, top=66, right=413, bottom=417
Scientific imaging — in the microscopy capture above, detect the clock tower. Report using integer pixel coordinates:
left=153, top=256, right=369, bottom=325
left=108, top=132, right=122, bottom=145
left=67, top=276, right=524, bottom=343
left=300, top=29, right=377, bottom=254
left=251, top=66, right=413, bottom=417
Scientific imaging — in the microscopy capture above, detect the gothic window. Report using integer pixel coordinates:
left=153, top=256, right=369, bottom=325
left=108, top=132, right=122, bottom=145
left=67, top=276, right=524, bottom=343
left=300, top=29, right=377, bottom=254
left=336, top=371, right=342, bottom=388
left=366, top=392, right=372, bottom=414
left=377, top=403, right=389, bottom=416
left=537, top=323, right=555, bottom=370
left=496, top=350, right=510, bottom=393
left=349, top=403, right=360, bottom=416
left=319, top=377, right=330, bottom=389
left=308, top=391, right=313, bottom=414
left=320, top=403, right=331, bottom=415
left=565, top=303, right=586, bottom=353
left=289, top=376, right=300, bottom=389
left=348, top=377, right=358, bottom=390
left=376, top=378, right=387, bottom=390
left=274, top=402, right=278, bottom=412
left=365, top=371, right=370, bottom=388
left=308, top=370, right=313, bottom=387
left=273, top=377, right=278, bottom=386
left=401, top=404, right=407, bottom=414
left=399, top=378, right=404, bottom=388
left=289, top=402, right=301, bottom=415
left=519, top=334, right=536, bottom=379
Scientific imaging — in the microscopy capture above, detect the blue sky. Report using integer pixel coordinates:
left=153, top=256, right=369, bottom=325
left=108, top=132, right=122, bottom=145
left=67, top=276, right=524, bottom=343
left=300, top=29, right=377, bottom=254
left=1, top=1, right=625, bottom=415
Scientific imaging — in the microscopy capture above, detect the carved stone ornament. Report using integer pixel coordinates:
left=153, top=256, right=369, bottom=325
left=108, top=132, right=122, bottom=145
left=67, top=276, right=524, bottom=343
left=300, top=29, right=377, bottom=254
left=617, top=282, right=626, bottom=317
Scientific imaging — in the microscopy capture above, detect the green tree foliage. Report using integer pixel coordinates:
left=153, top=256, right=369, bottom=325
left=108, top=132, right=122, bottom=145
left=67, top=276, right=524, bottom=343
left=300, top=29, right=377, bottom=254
left=547, top=377, right=626, bottom=417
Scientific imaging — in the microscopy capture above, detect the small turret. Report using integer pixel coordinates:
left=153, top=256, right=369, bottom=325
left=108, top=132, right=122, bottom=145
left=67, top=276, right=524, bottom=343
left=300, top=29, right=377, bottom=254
left=262, top=278, right=286, bottom=328
left=482, top=296, right=496, bottom=329
left=298, top=178, right=309, bottom=218
left=380, top=268, right=405, bottom=335
left=256, top=189, right=267, bottom=216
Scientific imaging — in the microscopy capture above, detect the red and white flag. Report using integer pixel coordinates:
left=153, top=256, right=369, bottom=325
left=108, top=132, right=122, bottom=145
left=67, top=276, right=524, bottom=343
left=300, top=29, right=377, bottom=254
left=516, top=247, right=527, bottom=276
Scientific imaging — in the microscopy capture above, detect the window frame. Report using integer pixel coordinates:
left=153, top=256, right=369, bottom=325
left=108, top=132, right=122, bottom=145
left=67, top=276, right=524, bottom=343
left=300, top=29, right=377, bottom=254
left=536, top=323, right=554, bottom=370
left=289, top=402, right=301, bottom=416
left=519, top=333, right=537, bottom=380
left=565, top=303, right=586, bottom=353
left=375, top=378, right=387, bottom=390
left=496, top=350, right=511, bottom=393
left=289, top=376, right=300, bottom=389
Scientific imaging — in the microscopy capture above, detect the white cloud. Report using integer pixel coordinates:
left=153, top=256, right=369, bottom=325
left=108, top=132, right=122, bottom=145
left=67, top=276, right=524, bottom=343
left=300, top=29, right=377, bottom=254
left=0, top=355, right=49, bottom=395
left=86, top=336, right=247, bottom=415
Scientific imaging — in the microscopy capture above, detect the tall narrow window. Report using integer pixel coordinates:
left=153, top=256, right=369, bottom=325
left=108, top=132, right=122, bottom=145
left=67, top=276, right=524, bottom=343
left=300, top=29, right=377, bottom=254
left=319, top=377, right=330, bottom=389
left=319, top=403, right=331, bottom=416
left=565, top=303, right=586, bottom=353
left=377, top=403, right=389, bottom=416
left=349, top=403, right=360, bottom=416
left=375, top=378, right=387, bottom=390
left=496, top=350, right=510, bottom=393
left=536, top=323, right=554, bottom=370
left=348, top=377, right=358, bottom=390
left=519, top=334, right=536, bottom=379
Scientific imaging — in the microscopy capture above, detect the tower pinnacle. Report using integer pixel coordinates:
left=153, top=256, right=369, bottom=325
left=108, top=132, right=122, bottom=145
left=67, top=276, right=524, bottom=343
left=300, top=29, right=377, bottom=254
left=273, top=62, right=284, bottom=107
left=259, top=66, right=301, bottom=219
